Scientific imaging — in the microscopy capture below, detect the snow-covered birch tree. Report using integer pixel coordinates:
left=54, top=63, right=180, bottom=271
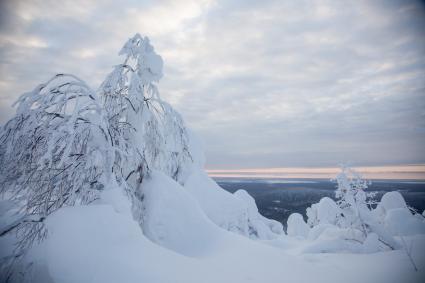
left=0, top=74, right=112, bottom=267
left=98, top=34, right=194, bottom=226
left=98, top=34, right=193, bottom=212
left=334, top=165, right=398, bottom=249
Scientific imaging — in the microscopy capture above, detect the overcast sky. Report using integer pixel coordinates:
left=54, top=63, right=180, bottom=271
left=0, top=0, right=424, bottom=169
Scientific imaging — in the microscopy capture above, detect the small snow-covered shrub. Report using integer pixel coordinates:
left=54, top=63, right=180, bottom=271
left=291, top=166, right=425, bottom=253
left=329, top=166, right=400, bottom=250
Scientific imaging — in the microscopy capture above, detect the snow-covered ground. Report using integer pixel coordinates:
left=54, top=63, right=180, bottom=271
left=2, top=169, right=424, bottom=283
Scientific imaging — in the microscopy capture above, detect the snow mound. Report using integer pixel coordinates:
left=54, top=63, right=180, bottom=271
left=140, top=170, right=220, bottom=256
left=35, top=199, right=208, bottom=283
left=184, top=170, right=283, bottom=239
left=378, top=191, right=407, bottom=212
left=287, top=213, right=310, bottom=238
left=308, top=223, right=335, bottom=241
left=300, top=226, right=381, bottom=254
left=371, top=192, right=425, bottom=237
left=234, top=189, right=284, bottom=239
left=384, top=208, right=425, bottom=236
left=307, top=197, right=340, bottom=226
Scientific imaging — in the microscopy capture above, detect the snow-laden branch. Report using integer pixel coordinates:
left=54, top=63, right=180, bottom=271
left=0, top=215, right=45, bottom=238
left=0, top=74, right=113, bottom=265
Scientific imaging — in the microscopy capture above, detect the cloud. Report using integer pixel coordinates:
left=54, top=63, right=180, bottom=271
left=0, top=0, right=424, bottom=168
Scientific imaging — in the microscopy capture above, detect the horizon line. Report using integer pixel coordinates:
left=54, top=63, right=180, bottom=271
left=206, top=164, right=425, bottom=180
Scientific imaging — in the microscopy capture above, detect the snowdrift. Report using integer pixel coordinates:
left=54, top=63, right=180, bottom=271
left=184, top=170, right=283, bottom=240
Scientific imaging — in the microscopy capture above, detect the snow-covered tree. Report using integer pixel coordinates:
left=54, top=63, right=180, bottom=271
left=0, top=35, right=196, bottom=262
left=100, top=34, right=192, bottom=182
left=0, top=74, right=112, bottom=273
left=98, top=34, right=193, bottom=224
left=334, top=165, right=401, bottom=249
left=334, top=165, right=373, bottom=232
left=300, top=165, right=400, bottom=251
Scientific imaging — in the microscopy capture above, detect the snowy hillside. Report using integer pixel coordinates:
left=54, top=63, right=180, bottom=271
left=1, top=35, right=425, bottom=283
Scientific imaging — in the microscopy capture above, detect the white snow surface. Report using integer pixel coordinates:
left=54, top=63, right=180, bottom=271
left=1, top=170, right=425, bottom=283
left=7, top=172, right=424, bottom=283
left=384, top=208, right=425, bottom=236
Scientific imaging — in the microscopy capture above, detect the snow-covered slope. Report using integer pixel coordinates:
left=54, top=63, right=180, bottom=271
left=184, top=170, right=283, bottom=240
left=17, top=172, right=425, bottom=283
left=2, top=160, right=425, bottom=283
